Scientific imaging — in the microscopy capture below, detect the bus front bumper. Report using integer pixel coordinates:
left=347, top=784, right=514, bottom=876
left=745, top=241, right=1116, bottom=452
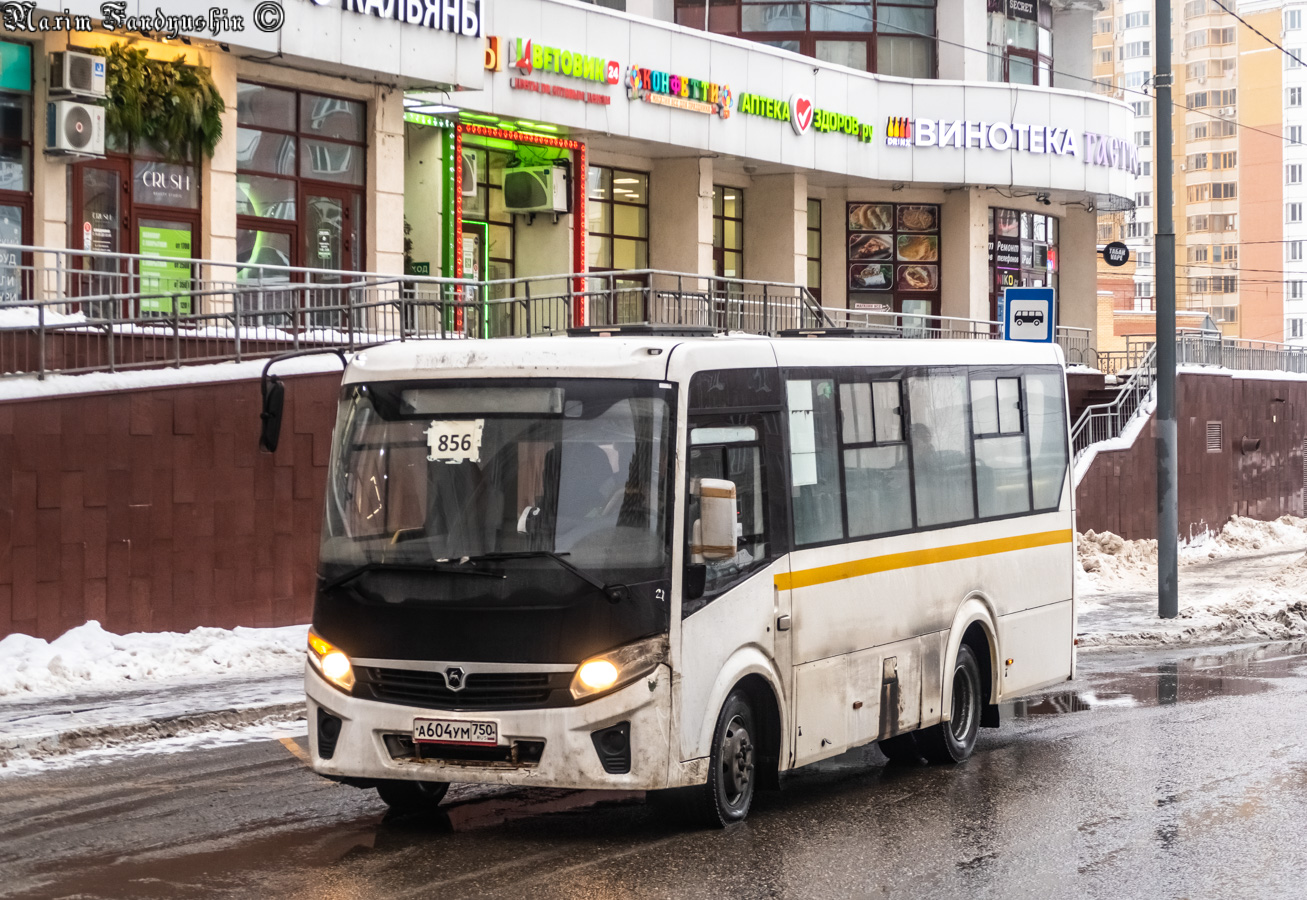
left=305, top=663, right=674, bottom=791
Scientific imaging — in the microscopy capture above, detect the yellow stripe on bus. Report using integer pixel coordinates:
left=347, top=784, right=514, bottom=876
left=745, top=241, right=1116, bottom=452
left=774, top=528, right=1073, bottom=592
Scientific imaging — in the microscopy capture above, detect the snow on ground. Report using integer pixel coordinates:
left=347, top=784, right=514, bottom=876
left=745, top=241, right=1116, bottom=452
left=0, top=620, right=308, bottom=699
left=1077, top=515, right=1307, bottom=648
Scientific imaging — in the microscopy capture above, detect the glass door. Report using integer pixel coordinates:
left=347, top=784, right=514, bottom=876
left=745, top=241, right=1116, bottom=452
left=303, top=187, right=358, bottom=328
left=0, top=202, right=25, bottom=303
left=71, top=158, right=130, bottom=316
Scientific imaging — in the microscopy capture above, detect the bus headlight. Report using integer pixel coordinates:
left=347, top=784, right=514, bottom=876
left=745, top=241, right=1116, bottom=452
left=308, top=630, right=355, bottom=693
left=570, top=636, right=668, bottom=701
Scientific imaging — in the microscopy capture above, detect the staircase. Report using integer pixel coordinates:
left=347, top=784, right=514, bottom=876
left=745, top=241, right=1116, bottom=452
left=1070, top=343, right=1158, bottom=463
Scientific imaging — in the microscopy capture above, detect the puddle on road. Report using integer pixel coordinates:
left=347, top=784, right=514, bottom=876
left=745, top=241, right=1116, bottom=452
left=1009, top=639, right=1307, bottom=718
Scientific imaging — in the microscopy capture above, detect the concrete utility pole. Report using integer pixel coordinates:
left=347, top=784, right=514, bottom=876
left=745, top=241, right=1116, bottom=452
left=1154, top=0, right=1179, bottom=618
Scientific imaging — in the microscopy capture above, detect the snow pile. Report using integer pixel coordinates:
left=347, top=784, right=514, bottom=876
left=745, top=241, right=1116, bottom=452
left=1077, top=515, right=1307, bottom=648
left=0, top=306, right=86, bottom=329
left=0, top=620, right=308, bottom=699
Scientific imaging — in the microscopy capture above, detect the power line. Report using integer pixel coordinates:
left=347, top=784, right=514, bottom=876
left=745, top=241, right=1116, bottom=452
left=1204, top=0, right=1307, bottom=70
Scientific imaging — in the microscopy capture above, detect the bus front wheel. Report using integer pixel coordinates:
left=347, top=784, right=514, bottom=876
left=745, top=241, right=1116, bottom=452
left=918, top=644, right=982, bottom=764
left=696, top=690, right=758, bottom=827
left=375, top=778, right=450, bottom=812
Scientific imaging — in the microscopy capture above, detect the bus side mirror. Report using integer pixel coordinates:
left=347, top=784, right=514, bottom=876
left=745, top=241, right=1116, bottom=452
left=695, top=477, right=737, bottom=561
left=259, top=375, right=285, bottom=453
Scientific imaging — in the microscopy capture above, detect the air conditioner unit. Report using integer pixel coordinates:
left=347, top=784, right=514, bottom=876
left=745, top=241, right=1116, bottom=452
left=1198, top=76, right=1206, bottom=84
left=49, top=51, right=106, bottom=99
left=46, top=100, right=105, bottom=157
left=503, top=165, right=570, bottom=215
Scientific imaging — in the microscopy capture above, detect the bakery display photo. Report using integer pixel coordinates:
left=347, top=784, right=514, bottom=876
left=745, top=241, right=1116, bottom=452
left=849, top=232, right=894, bottom=261
left=896, top=234, right=939, bottom=262
left=849, top=263, right=894, bottom=290
left=848, top=203, right=895, bottom=232
left=897, top=264, right=938, bottom=291
left=898, top=205, right=938, bottom=232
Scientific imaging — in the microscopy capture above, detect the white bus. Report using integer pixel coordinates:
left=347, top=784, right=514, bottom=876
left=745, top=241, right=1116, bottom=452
left=304, top=328, right=1075, bottom=826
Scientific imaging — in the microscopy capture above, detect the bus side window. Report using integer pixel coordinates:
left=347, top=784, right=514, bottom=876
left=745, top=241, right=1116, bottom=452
left=1024, top=370, right=1069, bottom=510
left=907, top=370, right=976, bottom=527
left=839, top=379, right=913, bottom=537
left=786, top=378, right=843, bottom=546
left=970, top=375, right=1032, bottom=518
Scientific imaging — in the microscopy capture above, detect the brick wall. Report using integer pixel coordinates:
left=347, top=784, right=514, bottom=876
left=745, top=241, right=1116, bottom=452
left=1075, top=372, right=1307, bottom=540
left=0, top=372, right=341, bottom=640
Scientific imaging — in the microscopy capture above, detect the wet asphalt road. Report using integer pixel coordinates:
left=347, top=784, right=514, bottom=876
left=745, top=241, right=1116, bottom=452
left=5, top=641, right=1307, bottom=899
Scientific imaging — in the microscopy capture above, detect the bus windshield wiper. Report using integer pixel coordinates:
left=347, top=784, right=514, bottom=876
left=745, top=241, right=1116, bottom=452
left=320, top=560, right=504, bottom=592
left=467, top=551, right=630, bottom=603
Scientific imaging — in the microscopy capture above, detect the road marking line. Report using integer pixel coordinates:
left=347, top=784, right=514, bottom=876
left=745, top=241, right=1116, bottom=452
left=279, top=736, right=310, bottom=765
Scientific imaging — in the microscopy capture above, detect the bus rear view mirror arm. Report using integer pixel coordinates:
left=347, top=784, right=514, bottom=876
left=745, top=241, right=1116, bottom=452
left=258, top=349, right=350, bottom=453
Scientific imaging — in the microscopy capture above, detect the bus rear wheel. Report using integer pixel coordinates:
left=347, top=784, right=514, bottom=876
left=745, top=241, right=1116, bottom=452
left=375, top=778, right=450, bottom=812
left=695, top=690, right=757, bottom=828
left=918, top=644, right=982, bottom=764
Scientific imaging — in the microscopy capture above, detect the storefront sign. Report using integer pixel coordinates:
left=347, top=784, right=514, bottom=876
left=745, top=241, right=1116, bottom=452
left=1006, top=0, right=1038, bottom=22
left=138, top=226, right=192, bottom=315
left=0, top=41, right=31, bottom=92
left=322, top=0, right=482, bottom=38
left=509, top=76, right=611, bottom=105
left=885, top=116, right=1143, bottom=176
left=135, top=161, right=197, bottom=208
left=994, top=237, right=1020, bottom=268
left=506, top=39, right=620, bottom=85
left=626, top=66, right=731, bottom=118
left=408, top=261, right=431, bottom=276
left=1102, top=241, right=1130, bottom=266
left=737, top=91, right=872, bottom=141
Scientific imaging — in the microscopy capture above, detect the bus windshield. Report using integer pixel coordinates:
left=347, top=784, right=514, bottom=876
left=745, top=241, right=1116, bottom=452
left=321, top=379, right=674, bottom=584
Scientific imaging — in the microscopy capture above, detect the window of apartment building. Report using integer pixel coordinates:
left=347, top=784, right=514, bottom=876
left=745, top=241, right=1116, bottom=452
left=1185, top=27, right=1235, bottom=49
left=1215, top=244, right=1237, bottom=262
left=1211, top=182, right=1237, bottom=199
left=987, top=0, right=1054, bottom=86
left=1290, top=87, right=1303, bottom=108
left=1187, top=120, right=1238, bottom=140
left=1290, top=281, right=1305, bottom=300
left=1095, top=16, right=1112, bottom=33
left=587, top=166, right=649, bottom=273
left=1131, top=100, right=1152, bottom=117
left=1186, top=61, right=1206, bottom=80
left=235, top=82, right=366, bottom=300
left=1094, top=77, right=1114, bottom=95
left=1291, top=125, right=1305, bottom=144
left=1141, top=161, right=1152, bottom=176
left=1292, top=318, right=1304, bottom=339
left=806, top=199, right=821, bottom=300
left=1126, top=221, right=1151, bottom=238
left=1123, top=11, right=1150, bottom=28
left=1213, top=151, right=1236, bottom=169
left=1136, top=191, right=1152, bottom=207
left=1096, top=49, right=1112, bottom=65
left=1289, top=240, right=1303, bottom=262
left=1183, top=0, right=1206, bottom=17
left=1137, top=251, right=1153, bottom=267
left=713, top=186, right=744, bottom=279
left=1288, top=49, right=1305, bottom=69
left=1187, top=245, right=1209, bottom=262
left=1188, top=184, right=1211, bottom=203
left=1123, top=71, right=1148, bottom=90
left=1288, top=9, right=1303, bottom=30
left=1135, top=131, right=1152, bottom=147
left=1189, top=276, right=1238, bottom=293
left=1134, top=281, right=1153, bottom=298
left=1186, top=89, right=1237, bottom=109
left=0, top=40, right=32, bottom=304
left=677, top=0, right=937, bottom=78
left=1097, top=221, right=1115, bottom=241
left=1120, top=42, right=1151, bottom=61
left=1290, top=202, right=1303, bottom=223
left=1188, top=153, right=1208, bottom=170
left=1290, top=164, right=1303, bottom=185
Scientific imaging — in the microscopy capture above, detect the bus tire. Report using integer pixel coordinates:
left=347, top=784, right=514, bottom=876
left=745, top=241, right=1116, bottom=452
left=918, top=644, right=982, bottom=764
left=375, top=778, right=450, bottom=812
left=878, top=732, right=923, bottom=764
left=695, top=690, right=758, bottom=827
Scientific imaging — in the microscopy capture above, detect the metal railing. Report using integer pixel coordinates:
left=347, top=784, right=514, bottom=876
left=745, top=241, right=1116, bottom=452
left=0, top=242, right=1092, bottom=379
left=1071, top=342, right=1158, bottom=463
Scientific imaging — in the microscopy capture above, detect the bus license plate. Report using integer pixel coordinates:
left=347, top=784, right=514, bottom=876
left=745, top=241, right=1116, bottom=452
left=413, top=718, right=498, bottom=746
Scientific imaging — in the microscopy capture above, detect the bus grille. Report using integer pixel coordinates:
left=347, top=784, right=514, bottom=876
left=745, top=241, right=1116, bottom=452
left=353, top=667, right=573, bottom=710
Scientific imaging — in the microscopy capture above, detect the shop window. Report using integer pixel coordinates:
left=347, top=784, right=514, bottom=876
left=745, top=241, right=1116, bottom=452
left=674, top=0, right=936, bottom=78
left=713, top=186, right=744, bottom=279
left=987, top=0, right=1053, bottom=86
left=462, top=145, right=514, bottom=293
left=0, top=40, right=32, bottom=304
left=235, top=81, right=366, bottom=309
left=988, top=208, right=1058, bottom=324
left=806, top=199, right=821, bottom=300
left=587, top=165, right=649, bottom=273
left=847, top=201, right=940, bottom=325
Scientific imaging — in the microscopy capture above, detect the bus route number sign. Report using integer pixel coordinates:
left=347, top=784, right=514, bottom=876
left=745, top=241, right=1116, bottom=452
left=426, top=419, right=485, bottom=464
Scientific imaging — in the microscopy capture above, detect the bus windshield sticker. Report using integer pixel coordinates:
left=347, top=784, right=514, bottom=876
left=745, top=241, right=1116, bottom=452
left=426, top=419, right=485, bottom=464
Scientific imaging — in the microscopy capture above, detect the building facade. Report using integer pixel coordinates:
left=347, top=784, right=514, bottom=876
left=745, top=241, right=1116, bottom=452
left=0, top=0, right=1137, bottom=347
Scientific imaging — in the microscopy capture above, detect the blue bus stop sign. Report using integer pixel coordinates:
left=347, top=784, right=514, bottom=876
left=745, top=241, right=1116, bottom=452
left=1000, top=287, right=1055, bottom=342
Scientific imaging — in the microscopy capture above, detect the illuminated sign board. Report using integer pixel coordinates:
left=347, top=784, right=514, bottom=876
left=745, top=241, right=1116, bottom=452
left=317, top=0, right=482, bottom=37
left=737, top=92, right=873, bottom=141
left=626, top=66, right=731, bottom=118
left=508, top=38, right=620, bottom=85
left=885, top=116, right=1142, bottom=176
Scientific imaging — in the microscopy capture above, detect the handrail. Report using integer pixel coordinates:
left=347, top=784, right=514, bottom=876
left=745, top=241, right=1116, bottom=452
left=1070, top=342, right=1158, bottom=463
